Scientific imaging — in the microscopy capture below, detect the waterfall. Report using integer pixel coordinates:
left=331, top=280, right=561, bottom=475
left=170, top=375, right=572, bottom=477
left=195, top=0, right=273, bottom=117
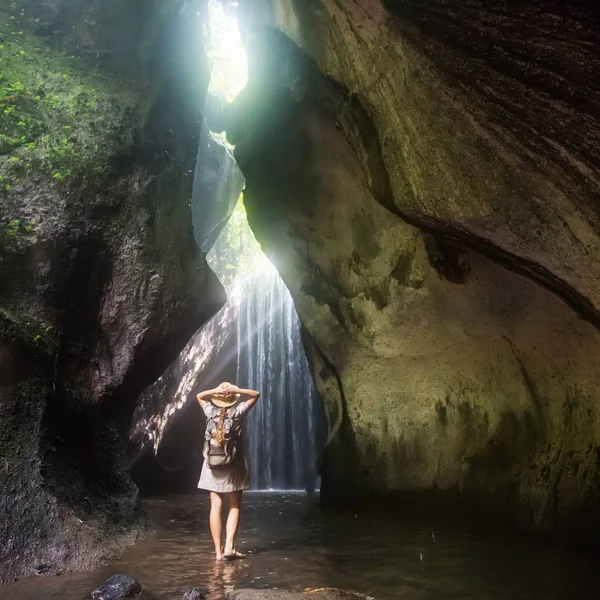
left=130, top=200, right=322, bottom=493
left=233, top=264, right=321, bottom=490
left=207, top=205, right=322, bottom=491
left=131, top=0, right=322, bottom=492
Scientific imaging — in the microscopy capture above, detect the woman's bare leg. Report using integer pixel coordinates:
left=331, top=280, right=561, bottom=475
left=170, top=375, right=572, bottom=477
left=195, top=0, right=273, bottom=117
left=224, top=491, right=243, bottom=556
left=209, top=492, right=224, bottom=560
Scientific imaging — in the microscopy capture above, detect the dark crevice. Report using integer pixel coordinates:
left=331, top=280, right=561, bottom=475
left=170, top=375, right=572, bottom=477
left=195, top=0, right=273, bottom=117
left=303, top=334, right=357, bottom=501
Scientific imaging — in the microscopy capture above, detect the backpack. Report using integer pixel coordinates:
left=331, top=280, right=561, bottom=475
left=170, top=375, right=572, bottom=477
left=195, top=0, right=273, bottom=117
left=203, top=404, right=241, bottom=470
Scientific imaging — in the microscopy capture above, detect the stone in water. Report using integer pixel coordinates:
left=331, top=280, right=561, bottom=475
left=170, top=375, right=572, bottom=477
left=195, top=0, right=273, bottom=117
left=90, top=574, right=142, bottom=599
left=183, top=589, right=206, bottom=600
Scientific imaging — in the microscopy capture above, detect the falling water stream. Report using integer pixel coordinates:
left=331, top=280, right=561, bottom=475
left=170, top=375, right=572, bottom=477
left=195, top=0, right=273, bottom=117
left=234, top=264, right=321, bottom=491
left=196, top=0, right=321, bottom=490
left=206, top=203, right=323, bottom=491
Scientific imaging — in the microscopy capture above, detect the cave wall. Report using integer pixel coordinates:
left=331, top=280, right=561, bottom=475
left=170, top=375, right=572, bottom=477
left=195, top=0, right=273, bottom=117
left=228, top=0, right=600, bottom=539
left=129, top=127, right=244, bottom=495
left=193, top=124, right=246, bottom=253
left=0, top=0, right=224, bottom=580
left=242, top=0, right=600, bottom=318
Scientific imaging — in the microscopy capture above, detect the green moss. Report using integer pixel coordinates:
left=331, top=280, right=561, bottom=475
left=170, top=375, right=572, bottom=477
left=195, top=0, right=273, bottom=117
left=0, top=214, right=39, bottom=261
left=0, top=307, right=55, bottom=349
left=0, top=2, right=139, bottom=193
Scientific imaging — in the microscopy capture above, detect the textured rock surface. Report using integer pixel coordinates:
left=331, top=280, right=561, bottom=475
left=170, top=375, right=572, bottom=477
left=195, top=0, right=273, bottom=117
left=228, top=590, right=364, bottom=600
left=0, top=0, right=223, bottom=581
left=230, top=0, right=600, bottom=539
left=183, top=588, right=206, bottom=600
left=192, top=123, right=245, bottom=253
left=90, top=574, right=142, bottom=600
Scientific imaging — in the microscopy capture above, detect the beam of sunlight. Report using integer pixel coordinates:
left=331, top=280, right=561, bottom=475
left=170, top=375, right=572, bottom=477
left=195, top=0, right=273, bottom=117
left=133, top=4, right=322, bottom=489
left=131, top=197, right=279, bottom=457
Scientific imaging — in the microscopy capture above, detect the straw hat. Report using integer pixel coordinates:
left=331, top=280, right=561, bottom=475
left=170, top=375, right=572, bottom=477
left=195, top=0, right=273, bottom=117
left=210, top=392, right=239, bottom=408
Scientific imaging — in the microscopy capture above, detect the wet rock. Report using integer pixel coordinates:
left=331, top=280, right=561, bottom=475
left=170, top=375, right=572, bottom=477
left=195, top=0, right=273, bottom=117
left=228, top=590, right=365, bottom=600
left=192, top=122, right=245, bottom=253
left=232, top=0, right=600, bottom=541
left=34, top=564, right=51, bottom=575
left=0, top=0, right=223, bottom=582
left=91, top=574, right=142, bottom=600
left=183, top=588, right=206, bottom=600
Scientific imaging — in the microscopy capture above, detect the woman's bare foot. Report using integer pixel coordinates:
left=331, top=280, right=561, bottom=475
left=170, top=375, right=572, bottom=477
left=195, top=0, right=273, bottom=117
left=215, top=547, right=225, bottom=561
left=223, top=549, right=245, bottom=560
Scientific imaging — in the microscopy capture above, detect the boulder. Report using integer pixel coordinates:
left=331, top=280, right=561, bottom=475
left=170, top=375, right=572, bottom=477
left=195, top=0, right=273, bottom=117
left=91, top=574, right=142, bottom=600
left=183, top=588, right=206, bottom=600
left=227, top=590, right=366, bottom=600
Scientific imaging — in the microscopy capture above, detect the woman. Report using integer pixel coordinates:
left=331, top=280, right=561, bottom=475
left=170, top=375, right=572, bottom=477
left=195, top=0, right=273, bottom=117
left=196, top=381, right=260, bottom=561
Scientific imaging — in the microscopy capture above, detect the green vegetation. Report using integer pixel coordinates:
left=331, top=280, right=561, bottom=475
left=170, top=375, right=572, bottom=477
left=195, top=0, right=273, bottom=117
left=32, top=323, right=52, bottom=345
left=0, top=307, right=55, bottom=349
left=0, top=2, right=138, bottom=194
left=207, top=193, right=271, bottom=289
left=3, top=217, right=37, bottom=237
left=0, top=215, right=39, bottom=261
left=207, top=0, right=247, bottom=103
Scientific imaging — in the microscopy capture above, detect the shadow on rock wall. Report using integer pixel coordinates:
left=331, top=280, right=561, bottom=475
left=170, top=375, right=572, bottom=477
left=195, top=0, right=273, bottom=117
left=225, top=2, right=600, bottom=543
left=0, top=0, right=224, bottom=581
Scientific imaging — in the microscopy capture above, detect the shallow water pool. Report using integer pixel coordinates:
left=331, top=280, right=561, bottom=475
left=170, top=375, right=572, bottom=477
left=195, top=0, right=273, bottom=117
left=1, top=492, right=598, bottom=600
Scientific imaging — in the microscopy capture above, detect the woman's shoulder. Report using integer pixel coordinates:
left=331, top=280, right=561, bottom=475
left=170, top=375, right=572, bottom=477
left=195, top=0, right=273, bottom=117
left=234, top=401, right=249, bottom=417
left=203, top=401, right=218, bottom=417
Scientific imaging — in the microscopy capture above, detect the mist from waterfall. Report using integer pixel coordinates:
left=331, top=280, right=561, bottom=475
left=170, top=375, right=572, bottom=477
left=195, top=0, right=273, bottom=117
left=206, top=201, right=323, bottom=491
left=201, top=0, right=321, bottom=491
left=233, top=259, right=321, bottom=491
left=130, top=1, right=321, bottom=492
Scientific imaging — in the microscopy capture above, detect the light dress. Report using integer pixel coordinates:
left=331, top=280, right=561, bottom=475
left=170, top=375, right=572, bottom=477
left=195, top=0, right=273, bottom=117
left=197, top=400, right=251, bottom=493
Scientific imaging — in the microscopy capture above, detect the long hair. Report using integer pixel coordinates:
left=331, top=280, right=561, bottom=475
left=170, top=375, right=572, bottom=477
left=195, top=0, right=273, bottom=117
left=213, top=407, right=228, bottom=446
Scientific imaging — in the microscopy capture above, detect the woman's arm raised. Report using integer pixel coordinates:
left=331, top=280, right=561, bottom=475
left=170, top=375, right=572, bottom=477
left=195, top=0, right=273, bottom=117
left=196, top=386, right=221, bottom=409
left=232, top=385, right=260, bottom=410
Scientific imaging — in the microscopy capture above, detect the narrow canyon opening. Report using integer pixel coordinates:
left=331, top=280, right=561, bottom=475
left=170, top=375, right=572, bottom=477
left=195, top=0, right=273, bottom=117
left=129, top=0, right=325, bottom=496
left=1, top=0, right=600, bottom=598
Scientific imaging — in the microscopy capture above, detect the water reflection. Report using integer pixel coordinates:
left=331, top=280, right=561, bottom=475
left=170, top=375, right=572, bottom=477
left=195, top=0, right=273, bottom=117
left=206, top=561, right=238, bottom=598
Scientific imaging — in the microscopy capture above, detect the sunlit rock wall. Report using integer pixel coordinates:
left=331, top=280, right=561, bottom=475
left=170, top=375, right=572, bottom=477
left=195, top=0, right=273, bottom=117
left=128, top=131, right=244, bottom=492
left=229, top=0, right=600, bottom=539
left=0, top=0, right=224, bottom=580
left=192, top=124, right=246, bottom=252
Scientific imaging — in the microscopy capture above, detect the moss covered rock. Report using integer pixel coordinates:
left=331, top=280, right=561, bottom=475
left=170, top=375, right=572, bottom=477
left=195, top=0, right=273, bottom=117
left=0, top=0, right=224, bottom=580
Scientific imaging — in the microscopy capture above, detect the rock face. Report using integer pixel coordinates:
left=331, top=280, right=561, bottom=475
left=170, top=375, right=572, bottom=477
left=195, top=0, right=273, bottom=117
left=228, top=590, right=363, bottom=600
left=192, top=123, right=245, bottom=253
left=229, top=0, right=600, bottom=539
left=0, top=0, right=223, bottom=580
